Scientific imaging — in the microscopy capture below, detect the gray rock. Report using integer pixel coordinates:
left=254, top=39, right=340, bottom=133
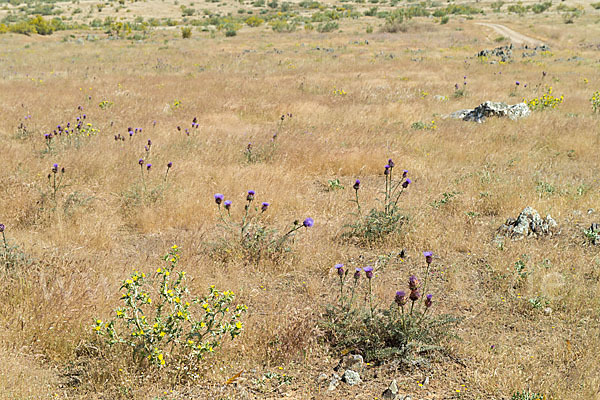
left=340, top=354, right=364, bottom=372
left=342, top=369, right=362, bottom=386
left=382, top=379, right=398, bottom=399
left=317, top=373, right=329, bottom=384
left=328, top=373, right=341, bottom=391
left=497, top=206, right=559, bottom=239
left=450, top=101, right=530, bottom=123
left=544, top=307, right=553, bottom=316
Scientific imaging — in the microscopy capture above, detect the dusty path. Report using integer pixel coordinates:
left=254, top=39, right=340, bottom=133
left=475, top=22, right=545, bottom=46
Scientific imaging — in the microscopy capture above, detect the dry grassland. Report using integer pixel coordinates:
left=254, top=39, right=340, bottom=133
left=0, top=9, right=600, bottom=400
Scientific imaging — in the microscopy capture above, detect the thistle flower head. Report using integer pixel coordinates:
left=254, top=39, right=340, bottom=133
left=214, top=193, right=224, bottom=205
left=363, top=266, right=374, bottom=279
left=395, top=290, right=406, bottom=306
left=138, top=159, right=144, bottom=165
left=146, top=163, right=152, bottom=171
left=224, top=200, right=232, bottom=210
left=423, top=251, right=433, bottom=264
left=516, top=81, right=520, bottom=86
left=402, top=178, right=412, bottom=188
left=303, top=217, right=314, bottom=228
left=167, top=162, right=173, bottom=169
left=409, top=289, right=421, bottom=302
left=354, top=267, right=361, bottom=280
left=335, top=264, right=344, bottom=277
left=425, top=294, right=433, bottom=308
left=402, top=169, right=408, bottom=178
left=0, top=224, right=4, bottom=233
left=353, top=179, right=360, bottom=191
left=384, top=165, right=390, bottom=175
left=246, top=190, right=255, bottom=201
left=408, top=275, right=420, bottom=290
left=261, top=202, right=270, bottom=212
left=52, top=163, right=58, bottom=173
left=388, top=159, right=395, bottom=168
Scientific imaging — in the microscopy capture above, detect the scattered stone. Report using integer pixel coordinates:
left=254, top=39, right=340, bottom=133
left=339, top=354, right=364, bottom=372
left=342, top=369, right=362, bottom=386
left=423, top=376, right=430, bottom=386
left=328, top=373, right=341, bottom=391
left=382, top=379, right=398, bottom=399
left=544, top=307, right=553, bottom=316
left=317, top=373, right=329, bottom=385
left=497, top=206, right=559, bottom=240
left=476, top=44, right=513, bottom=62
left=450, top=101, right=530, bottom=123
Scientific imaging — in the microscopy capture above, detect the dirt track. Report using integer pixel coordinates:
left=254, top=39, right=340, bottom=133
left=475, top=22, right=545, bottom=46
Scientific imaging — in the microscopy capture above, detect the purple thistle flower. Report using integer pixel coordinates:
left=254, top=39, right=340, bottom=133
left=410, top=289, right=421, bottom=302
left=423, top=251, right=433, bottom=265
left=425, top=294, right=433, bottom=308
left=246, top=190, right=255, bottom=201
left=167, top=162, right=173, bottom=169
left=146, top=163, right=152, bottom=171
left=402, top=169, right=408, bottom=178
left=147, top=139, right=152, bottom=146
left=402, top=178, right=411, bottom=188
left=138, top=159, right=144, bottom=165
left=363, top=266, right=373, bottom=279
left=335, top=264, right=344, bottom=277
left=395, top=290, right=406, bottom=306
left=144, top=146, right=149, bottom=152
left=0, top=224, right=5, bottom=233
left=261, top=202, right=270, bottom=212
left=384, top=165, right=390, bottom=175
left=214, top=193, right=224, bottom=205
left=388, top=159, right=395, bottom=169
left=515, top=81, right=520, bottom=86
left=52, top=163, right=58, bottom=173
left=354, top=268, right=361, bottom=280
left=408, top=275, right=420, bottom=290
left=224, top=200, right=232, bottom=210
left=177, top=126, right=181, bottom=131
left=353, top=179, right=360, bottom=191
left=455, top=83, right=459, bottom=90
left=303, top=217, right=314, bottom=228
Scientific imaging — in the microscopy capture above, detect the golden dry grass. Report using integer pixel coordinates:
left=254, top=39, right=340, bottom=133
left=1, top=10, right=600, bottom=400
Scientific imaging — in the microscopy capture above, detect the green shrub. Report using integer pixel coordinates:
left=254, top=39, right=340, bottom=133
left=316, top=21, right=337, bottom=32
left=94, top=246, right=247, bottom=369
left=181, top=26, right=192, bottom=38
left=245, top=15, right=264, bottom=26
left=591, top=90, right=600, bottom=113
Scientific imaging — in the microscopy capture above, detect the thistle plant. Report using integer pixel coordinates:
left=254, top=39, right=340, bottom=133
left=47, top=163, right=66, bottom=203
left=344, top=158, right=411, bottom=245
left=94, top=245, right=247, bottom=370
left=243, top=113, right=292, bottom=164
left=211, top=190, right=313, bottom=264
left=321, top=252, right=458, bottom=363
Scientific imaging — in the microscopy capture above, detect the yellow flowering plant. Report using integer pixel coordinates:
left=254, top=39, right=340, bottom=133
left=94, top=245, right=247, bottom=367
left=590, top=90, right=600, bottom=113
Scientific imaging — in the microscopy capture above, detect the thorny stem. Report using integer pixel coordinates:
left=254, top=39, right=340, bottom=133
left=354, top=189, right=361, bottom=216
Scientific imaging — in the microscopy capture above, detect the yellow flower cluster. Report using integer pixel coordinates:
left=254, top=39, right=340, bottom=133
left=526, top=87, right=564, bottom=111
left=590, top=90, right=600, bottom=113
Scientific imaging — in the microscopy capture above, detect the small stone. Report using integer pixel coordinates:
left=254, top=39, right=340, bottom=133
left=544, top=307, right=553, bottom=316
left=340, top=354, right=364, bottom=372
left=317, top=373, right=328, bottom=384
left=382, top=379, right=398, bottom=399
left=423, top=376, right=430, bottom=386
left=450, top=101, right=530, bottom=123
left=342, top=369, right=361, bottom=386
left=328, top=373, right=341, bottom=391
